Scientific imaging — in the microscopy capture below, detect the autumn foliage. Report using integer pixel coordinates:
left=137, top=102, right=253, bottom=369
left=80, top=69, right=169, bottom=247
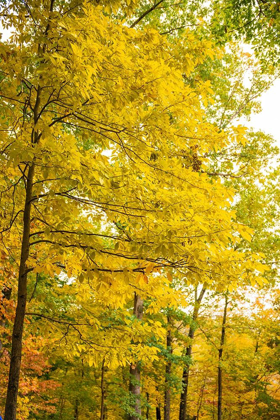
left=0, top=0, right=280, bottom=419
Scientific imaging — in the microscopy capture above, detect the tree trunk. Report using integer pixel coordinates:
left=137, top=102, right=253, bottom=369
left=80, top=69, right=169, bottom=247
left=146, top=392, right=150, bottom=419
left=4, top=55, right=43, bottom=417
left=217, top=294, right=228, bottom=420
left=129, top=293, right=143, bottom=420
left=74, top=399, right=79, bottom=420
left=179, top=286, right=206, bottom=420
left=0, top=285, right=12, bottom=351
left=156, top=406, right=161, bottom=420
left=164, top=315, right=172, bottom=420
left=100, top=359, right=106, bottom=420
left=179, top=329, right=194, bottom=420
left=4, top=163, right=35, bottom=420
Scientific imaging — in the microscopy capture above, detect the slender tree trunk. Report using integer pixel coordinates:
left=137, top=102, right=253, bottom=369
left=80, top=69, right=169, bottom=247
left=4, top=48, right=43, bottom=415
left=100, top=359, right=106, bottom=420
left=164, top=315, right=172, bottom=420
left=146, top=392, right=150, bottom=419
left=179, top=286, right=206, bottom=420
left=0, top=286, right=12, bottom=351
left=179, top=329, right=194, bottom=420
left=217, top=294, right=228, bottom=420
left=4, top=163, right=35, bottom=420
left=129, top=364, right=141, bottom=419
left=74, top=399, right=79, bottom=420
left=129, top=293, right=143, bottom=420
left=156, top=406, right=161, bottom=420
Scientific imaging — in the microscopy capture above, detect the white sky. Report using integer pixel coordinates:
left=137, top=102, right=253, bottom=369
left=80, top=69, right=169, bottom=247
left=247, top=79, right=280, bottom=146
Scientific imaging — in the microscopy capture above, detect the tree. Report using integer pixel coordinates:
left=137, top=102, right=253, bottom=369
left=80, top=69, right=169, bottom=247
left=0, top=1, right=276, bottom=419
left=217, top=293, right=229, bottom=420
left=179, top=285, right=206, bottom=420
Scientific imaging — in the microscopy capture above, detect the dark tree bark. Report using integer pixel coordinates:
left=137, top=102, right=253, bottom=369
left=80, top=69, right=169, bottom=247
left=0, top=285, right=12, bottom=351
left=4, top=4, right=49, bottom=414
left=217, top=294, right=228, bottom=420
left=100, top=358, right=107, bottom=420
left=129, top=293, right=143, bottom=420
left=74, top=399, right=79, bottom=420
left=179, top=286, right=206, bottom=420
left=146, top=392, right=150, bottom=419
left=156, top=406, right=161, bottom=420
left=130, top=0, right=164, bottom=28
left=4, top=163, right=35, bottom=420
left=164, top=315, right=172, bottom=420
left=4, top=62, right=43, bottom=418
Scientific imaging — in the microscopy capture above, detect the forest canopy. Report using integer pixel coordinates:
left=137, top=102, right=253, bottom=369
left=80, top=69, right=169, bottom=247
left=0, top=1, right=280, bottom=419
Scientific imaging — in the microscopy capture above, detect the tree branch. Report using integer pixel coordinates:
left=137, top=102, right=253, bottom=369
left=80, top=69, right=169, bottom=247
left=130, top=0, right=164, bottom=28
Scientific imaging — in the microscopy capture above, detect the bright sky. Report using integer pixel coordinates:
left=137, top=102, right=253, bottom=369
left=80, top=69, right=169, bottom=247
left=248, top=79, right=280, bottom=147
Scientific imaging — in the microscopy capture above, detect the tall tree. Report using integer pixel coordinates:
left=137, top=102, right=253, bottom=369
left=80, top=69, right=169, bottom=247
left=217, top=293, right=229, bottom=420
left=179, top=286, right=206, bottom=420
left=129, top=294, right=144, bottom=420
left=164, top=315, right=172, bottom=420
